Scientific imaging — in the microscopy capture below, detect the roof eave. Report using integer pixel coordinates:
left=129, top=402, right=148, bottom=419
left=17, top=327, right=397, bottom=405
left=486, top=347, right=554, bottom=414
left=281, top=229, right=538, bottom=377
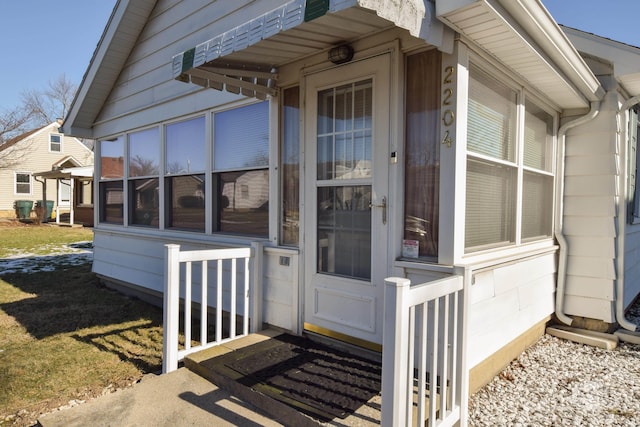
left=62, top=0, right=156, bottom=138
left=436, top=0, right=605, bottom=109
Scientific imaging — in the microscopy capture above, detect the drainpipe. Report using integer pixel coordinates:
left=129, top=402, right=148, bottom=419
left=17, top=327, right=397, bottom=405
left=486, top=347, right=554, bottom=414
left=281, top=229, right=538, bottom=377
left=615, top=95, right=640, bottom=332
left=554, top=101, right=601, bottom=326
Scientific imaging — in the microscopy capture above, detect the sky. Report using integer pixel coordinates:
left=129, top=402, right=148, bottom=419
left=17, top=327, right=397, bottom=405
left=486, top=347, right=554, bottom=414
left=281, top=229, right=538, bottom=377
left=0, top=1, right=639, bottom=114
left=0, top=1, right=116, bottom=113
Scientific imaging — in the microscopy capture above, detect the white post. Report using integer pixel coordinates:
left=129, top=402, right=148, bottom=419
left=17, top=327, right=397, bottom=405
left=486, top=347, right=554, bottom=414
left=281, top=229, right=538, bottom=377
left=382, top=277, right=411, bottom=427
left=163, top=244, right=180, bottom=373
left=250, top=241, right=264, bottom=333
left=69, top=177, right=75, bottom=225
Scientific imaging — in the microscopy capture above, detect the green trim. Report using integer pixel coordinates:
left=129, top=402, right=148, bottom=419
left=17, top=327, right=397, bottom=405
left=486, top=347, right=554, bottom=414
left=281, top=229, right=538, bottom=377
left=181, top=48, right=196, bottom=73
left=304, top=0, right=328, bottom=22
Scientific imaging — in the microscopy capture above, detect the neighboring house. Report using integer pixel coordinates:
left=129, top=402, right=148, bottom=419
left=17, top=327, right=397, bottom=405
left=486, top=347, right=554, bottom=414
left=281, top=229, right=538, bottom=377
left=0, top=121, right=94, bottom=225
left=62, top=0, right=640, bottom=408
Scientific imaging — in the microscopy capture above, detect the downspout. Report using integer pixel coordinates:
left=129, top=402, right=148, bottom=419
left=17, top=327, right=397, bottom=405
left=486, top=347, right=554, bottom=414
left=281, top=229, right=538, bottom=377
left=615, top=95, right=640, bottom=331
left=554, top=101, right=601, bottom=326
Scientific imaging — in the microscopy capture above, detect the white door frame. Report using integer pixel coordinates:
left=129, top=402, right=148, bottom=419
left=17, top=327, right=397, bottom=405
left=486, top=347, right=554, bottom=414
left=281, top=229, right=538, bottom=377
left=302, top=53, right=392, bottom=347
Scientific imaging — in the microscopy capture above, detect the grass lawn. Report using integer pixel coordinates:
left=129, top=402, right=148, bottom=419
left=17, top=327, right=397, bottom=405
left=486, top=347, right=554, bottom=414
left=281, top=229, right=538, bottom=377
left=0, top=224, right=163, bottom=427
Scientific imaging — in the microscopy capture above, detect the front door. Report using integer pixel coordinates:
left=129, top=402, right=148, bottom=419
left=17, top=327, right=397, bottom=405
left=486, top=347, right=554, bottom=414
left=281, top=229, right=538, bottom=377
left=303, top=54, right=390, bottom=347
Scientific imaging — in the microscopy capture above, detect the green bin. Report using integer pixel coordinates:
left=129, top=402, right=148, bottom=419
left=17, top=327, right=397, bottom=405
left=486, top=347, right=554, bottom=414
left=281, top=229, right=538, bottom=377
left=15, top=200, right=33, bottom=219
left=35, top=200, right=55, bottom=220
left=44, top=200, right=54, bottom=220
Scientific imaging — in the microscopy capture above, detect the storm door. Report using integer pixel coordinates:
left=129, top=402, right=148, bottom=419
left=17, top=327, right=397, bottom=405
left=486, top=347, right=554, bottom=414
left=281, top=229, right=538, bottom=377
left=303, top=54, right=390, bottom=347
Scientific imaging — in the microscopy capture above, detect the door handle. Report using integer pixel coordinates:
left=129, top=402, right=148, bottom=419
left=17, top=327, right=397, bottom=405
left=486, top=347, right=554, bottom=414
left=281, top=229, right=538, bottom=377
left=369, top=196, right=386, bottom=225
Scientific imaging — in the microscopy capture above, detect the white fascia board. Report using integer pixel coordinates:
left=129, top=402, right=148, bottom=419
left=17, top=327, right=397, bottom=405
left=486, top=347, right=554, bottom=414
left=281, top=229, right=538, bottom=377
left=498, top=0, right=605, bottom=101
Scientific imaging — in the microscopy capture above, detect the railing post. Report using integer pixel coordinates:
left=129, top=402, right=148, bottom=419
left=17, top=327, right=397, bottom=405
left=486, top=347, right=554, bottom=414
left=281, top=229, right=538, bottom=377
left=382, top=277, right=411, bottom=427
left=163, top=244, right=180, bottom=374
left=250, top=241, right=264, bottom=333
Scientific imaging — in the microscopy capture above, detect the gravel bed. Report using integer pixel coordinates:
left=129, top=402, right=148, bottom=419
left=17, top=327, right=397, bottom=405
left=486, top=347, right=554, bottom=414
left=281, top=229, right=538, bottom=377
left=469, top=301, right=640, bottom=426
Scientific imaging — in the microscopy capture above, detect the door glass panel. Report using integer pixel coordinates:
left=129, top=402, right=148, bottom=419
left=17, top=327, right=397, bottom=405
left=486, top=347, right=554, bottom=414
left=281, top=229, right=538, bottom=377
left=317, top=186, right=371, bottom=280
left=316, top=78, right=374, bottom=280
left=317, top=80, right=372, bottom=180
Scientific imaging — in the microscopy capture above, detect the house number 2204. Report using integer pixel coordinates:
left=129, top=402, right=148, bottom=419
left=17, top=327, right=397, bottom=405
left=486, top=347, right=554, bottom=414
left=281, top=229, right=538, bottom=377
left=442, top=65, right=455, bottom=147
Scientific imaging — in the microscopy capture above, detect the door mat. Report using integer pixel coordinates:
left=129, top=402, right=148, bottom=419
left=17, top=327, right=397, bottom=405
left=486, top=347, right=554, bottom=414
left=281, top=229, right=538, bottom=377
left=216, top=334, right=381, bottom=421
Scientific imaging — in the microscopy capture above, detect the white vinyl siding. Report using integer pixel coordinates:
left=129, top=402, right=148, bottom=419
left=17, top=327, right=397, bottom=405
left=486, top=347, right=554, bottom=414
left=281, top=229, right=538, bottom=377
left=465, top=64, right=555, bottom=253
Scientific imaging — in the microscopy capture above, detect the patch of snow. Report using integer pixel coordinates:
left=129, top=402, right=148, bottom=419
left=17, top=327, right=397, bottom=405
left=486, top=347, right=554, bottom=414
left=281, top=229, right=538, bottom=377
left=0, top=241, right=93, bottom=275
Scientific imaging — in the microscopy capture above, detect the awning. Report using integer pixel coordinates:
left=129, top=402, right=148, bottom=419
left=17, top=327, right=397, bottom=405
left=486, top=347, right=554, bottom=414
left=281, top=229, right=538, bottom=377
left=172, top=0, right=439, bottom=98
left=34, top=165, right=94, bottom=180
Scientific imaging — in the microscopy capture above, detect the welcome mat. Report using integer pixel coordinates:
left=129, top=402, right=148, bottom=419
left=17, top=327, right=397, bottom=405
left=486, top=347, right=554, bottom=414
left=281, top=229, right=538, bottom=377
left=214, top=334, right=381, bottom=421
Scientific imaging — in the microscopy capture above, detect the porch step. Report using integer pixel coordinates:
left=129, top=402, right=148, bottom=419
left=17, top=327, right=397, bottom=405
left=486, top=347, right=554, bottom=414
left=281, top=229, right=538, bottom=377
left=546, top=325, right=618, bottom=350
left=184, top=329, right=383, bottom=427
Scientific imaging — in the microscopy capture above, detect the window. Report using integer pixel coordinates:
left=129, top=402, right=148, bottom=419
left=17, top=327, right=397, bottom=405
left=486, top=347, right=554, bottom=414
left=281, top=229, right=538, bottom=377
left=465, top=64, right=555, bottom=253
left=129, top=127, right=160, bottom=227
left=96, top=102, right=271, bottom=236
left=99, top=136, right=124, bottom=224
left=403, top=49, right=441, bottom=259
left=76, top=180, right=93, bottom=206
left=166, top=117, right=206, bottom=231
left=15, top=172, right=31, bottom=194
left=629, top=108, right=640, bottom=222
left=213, top=102, right=269, bottom=237
left=281, top=86, right=300, bottom=245
left=50, top=134, right=62, bottom=152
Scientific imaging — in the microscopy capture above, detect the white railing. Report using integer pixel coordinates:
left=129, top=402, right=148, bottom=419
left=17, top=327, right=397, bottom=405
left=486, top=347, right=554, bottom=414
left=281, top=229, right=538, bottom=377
left=382, top=275, right=468, bottom=427
left=162, top=243, right=262, bottom=373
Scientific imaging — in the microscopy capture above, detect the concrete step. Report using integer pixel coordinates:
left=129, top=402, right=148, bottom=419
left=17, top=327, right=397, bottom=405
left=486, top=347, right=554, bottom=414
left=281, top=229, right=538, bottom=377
left=38, top=367, right=282, bottom=427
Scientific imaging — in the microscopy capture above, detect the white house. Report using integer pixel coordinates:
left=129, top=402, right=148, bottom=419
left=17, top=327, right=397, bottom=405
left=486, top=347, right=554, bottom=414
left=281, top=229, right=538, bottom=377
left=0, top=120, right=94, bottom=225
left=62, top=0, right=640, bottom=411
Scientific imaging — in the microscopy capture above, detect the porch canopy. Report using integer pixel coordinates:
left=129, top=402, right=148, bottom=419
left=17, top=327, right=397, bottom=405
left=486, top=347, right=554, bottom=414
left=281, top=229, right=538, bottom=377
left=33, top=165, right=94, bottom=225
left=172, top=0, right=442, bottom=99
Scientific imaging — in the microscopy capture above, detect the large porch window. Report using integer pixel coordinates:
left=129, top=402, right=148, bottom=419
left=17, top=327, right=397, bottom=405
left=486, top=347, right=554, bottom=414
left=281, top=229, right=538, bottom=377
left=465, top=64, right=555, bottom=252
left=281, top=86, right=300, bottom=246
left=99, top=136, right=124, bottom=224
left=213, top=102, right=269, bottom=237
left=166, top=116, right=206, bottom=231
left=98, top=102, right=269, bottom=237
left=403, top=49, right=441, bottom=259
left=129, top=127, right=160, bottom=227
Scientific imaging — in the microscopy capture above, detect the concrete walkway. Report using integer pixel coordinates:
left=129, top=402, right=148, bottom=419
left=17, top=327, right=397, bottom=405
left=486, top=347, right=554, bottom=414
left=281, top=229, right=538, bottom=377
left=38, top=368, right=284, bottom=427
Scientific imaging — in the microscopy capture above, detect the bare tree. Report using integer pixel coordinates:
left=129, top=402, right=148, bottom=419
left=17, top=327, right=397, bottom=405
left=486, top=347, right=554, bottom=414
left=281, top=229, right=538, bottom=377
left=0, top=106, right=32, bottom=145
left=22, top=74, right=77, bottom=127
left=0, top=105, right=38, bottom=169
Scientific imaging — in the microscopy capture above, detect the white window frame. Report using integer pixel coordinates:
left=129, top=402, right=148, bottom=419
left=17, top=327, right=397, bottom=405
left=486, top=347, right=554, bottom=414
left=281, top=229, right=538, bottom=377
left=49, top=133, right=62, bottom=152
left=464, top=59, right=558, bottom=255
left=14, top=171, right=32, bottom=195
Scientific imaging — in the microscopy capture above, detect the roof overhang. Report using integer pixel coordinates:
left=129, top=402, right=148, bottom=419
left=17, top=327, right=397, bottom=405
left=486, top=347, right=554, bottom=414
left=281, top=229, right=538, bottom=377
left=63, top=0, right=156, bottom=138
left=561, top=26, right=640, bottom=99
left=34, top=165, right=94, bottom=180
left=172, top=0, right=450, bottom=98
left=436, top=0, right=605, bottom=110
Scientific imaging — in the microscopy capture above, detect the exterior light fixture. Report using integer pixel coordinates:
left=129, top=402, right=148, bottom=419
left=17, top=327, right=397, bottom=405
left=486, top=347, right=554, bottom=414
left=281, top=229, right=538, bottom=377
left=328, top=44, right=354, bottom=65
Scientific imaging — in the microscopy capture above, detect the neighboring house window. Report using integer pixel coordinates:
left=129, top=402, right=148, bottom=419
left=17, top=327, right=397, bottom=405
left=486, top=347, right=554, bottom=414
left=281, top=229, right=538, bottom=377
left=129, top=127, right=160, bottom=227
left=59, top=179, right=71, bottom=206
left=280, top=86, right=300, bottom=246
left=76, top=180, right=94, bottom=206
left=50, top=134, right=62, bottom=152
left=465, top=64, right=555, bottom=253
left=166, top=116, right=206, bottom=231
left=15, top=172, right=32, bottom=194
left=213, top=101, right=269, bottom=237
left=404, top=49, right=441, bottom=259
left=99, top=136, right=125, bottom=224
